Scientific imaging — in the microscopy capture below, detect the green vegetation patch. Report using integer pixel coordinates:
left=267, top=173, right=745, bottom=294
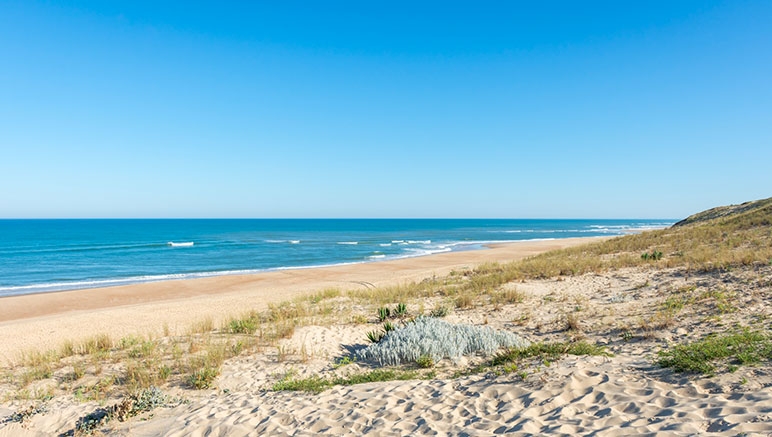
left=272, top=375, right=332, bottom=394
left=492, top=341, right=612, bottom=366
left=657, top=329, right=772, bottom=375
left=1, top=403, right=48, bottom=425
left=337, top=369, right=422, bottom=386
left=187, top=366, right=219, bottom=389
left=272, top=369, right=429, bottom=394
left=228, top=317, right=258, bottom=334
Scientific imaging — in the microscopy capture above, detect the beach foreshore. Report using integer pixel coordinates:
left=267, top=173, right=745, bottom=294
left=0, top=237, right=596, bottom=363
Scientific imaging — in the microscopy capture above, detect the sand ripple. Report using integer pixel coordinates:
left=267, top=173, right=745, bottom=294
left=102, top=354, right=772, bottom=436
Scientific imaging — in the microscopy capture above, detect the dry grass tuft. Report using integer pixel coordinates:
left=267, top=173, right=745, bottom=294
left=189, top=318, right=215, bottom=335
left=565, top=312, right=583, bottom=332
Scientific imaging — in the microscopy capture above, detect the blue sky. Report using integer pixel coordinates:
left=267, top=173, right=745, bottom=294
left=1, top=1, right=770, bottom=219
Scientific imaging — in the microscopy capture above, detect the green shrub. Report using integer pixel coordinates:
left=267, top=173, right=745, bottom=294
left=416, top=355, right=434, bottom=368
left=333, top=356, right=356, bottom=368
left=366, top=330, right=385, bottom=344
left=641, top=250, right=663, bottom=261
left=188, top=367, right=219, bottom=389
left=228, top=318, right=258, bottom=334
left=377, top=307, right=391, bottom=322
left=382, top=321, right=396, bottom=332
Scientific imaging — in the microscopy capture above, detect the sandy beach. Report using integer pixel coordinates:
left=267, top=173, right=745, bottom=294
left=0, top=238, right=594, bottom=364
left=2, top=233, right=772, bottom=436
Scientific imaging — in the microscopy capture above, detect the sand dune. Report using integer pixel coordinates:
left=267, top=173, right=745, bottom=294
left=121, top=356, right=770, bottom=436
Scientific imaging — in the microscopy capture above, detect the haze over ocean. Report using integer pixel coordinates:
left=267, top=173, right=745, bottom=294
left=0, top=219, right=672, bottom=296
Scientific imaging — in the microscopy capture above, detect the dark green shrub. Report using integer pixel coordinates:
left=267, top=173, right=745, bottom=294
left=366, top=330, right=385, bottom=344
left=377, top=307, right=391, bottom=322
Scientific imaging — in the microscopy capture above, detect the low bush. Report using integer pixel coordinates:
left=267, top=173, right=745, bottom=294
left=641, top=250, right=663, bottom=261
left=228, top=318, right=258, bottom=334
left=357, top=317, right=529, bottom=366
left=187, top=366, right=219, bottom=389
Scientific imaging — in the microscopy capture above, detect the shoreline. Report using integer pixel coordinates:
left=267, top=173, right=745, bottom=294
left=0, top=238, right=570, bottom=298
left=0, top=237, right=601, bottom=363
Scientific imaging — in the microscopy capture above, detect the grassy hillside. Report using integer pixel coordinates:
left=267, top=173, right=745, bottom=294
left=348, top=197, right=772, bottom=308
left=463, top=197, right=772, bottom=283
left=673, top=197, right=772, bottom=227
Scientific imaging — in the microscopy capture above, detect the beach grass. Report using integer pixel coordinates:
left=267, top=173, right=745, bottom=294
left=491, top=341, right=612, bottom=367
left=272, top=369, right=430, bottom=394
left=657, top=329, right=772, bottom=375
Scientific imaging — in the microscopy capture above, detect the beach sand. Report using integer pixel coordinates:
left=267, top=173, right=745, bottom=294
left=0, top=238, right=593, bottom=364
left=2, top=235, right=772, bottom=436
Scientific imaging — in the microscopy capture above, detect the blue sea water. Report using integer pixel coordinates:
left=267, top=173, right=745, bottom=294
left=0, top=219, right=673, bottom=297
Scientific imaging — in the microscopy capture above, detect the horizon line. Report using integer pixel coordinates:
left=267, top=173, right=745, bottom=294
left=0, top=217, right=679, bottom=221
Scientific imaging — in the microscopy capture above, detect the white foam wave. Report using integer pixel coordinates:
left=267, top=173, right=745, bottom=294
left=395, top=246, right=452, bottom=258
left=379, top=243, right=392, bottom=247
left=501, top=225, right=671, bottom=235
left=289, top=240, right=300, bottom=244
left=407, top=240, right=431, bottom=244
left=338, top=241, right=358, bottom=245
left=369, top=254, right=386, bottom=259
left=167, top=242, right=194, bottom=247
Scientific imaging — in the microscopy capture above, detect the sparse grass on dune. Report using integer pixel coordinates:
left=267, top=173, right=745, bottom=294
left=2, top=287, right=354, bottom=401
left=347, top=280, right=439, bottom=305
left=272, top=369, right=431, bottom=394
left=459, top=199, right=772, bottom=284
left=657, top=329, right=772, bottom=375
left=338, top=201, right=770, bottom=310
left=491, top=341, right=612, bottom=366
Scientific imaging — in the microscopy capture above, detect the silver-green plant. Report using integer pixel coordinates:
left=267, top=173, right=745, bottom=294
left=357, top=317, right=530, bottom=366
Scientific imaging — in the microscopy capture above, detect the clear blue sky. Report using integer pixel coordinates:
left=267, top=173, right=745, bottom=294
left=1, top=1, right=770, bottom=219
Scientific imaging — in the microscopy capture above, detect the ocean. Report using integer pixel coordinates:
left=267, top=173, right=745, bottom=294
left=0, top=219, right=673, bottom=297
